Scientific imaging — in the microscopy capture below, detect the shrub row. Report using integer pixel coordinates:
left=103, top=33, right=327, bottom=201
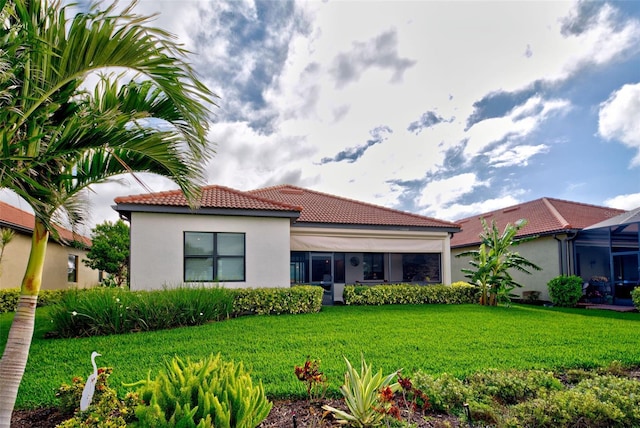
left=413, top=363, right=640, bottom=427
left=48, top=285, right=322, bottom=337
left=232, top=285, right=322, bottom=315
left=0, top=288, right=69, bottom=313
left=343, top=283, right=480, bottom=306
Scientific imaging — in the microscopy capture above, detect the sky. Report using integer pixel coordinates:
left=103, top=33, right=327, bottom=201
left=3, top=0, right=640, bottom=233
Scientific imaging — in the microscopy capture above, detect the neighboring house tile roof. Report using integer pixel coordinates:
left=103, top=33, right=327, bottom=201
left=0, top=201, right=92, bottom=247
left=248, top=185, right=460, bottom=229
left=450, top=197, right=625, bottom=248
left=114, top=185, right=302, bottom=213
left=585, top=205, right=640, bottom=230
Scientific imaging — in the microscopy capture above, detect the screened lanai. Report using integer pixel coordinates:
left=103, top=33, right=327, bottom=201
left=575, top=207, right=640, bottom=306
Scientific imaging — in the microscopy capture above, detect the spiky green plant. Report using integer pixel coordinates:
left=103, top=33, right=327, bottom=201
left=130, top=354, right=272, bottom=428
left=323, top=355, right=400, bottom=427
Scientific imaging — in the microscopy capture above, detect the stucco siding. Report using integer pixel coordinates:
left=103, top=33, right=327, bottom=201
left=0, top=232, right=97, bottom=290
left=129, top=212, right=291, bottom=290
left=451, top=235, right=564, bottom=301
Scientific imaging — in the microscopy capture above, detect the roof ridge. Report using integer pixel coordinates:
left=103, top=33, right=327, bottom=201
left=455, top=196, right=623, bottom=223
left=215, top=185, right=302, bottom=212
left=252, top=184, right=459, bottom=227
left=543, top=196, right=625, bottom=213
left=542, top=197, right=571, bottom=229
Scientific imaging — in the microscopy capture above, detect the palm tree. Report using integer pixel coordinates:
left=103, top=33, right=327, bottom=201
left=0, top=1, right=216, bottom=424
left=458, top=219, right=541, bottom=306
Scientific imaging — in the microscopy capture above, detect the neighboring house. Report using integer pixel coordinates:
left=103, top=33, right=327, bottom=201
left=0, top=201, right=97, bottom=290
left=575, top=206, right=640, bottom=306
left=450, top=197, right=625, bottom=301
left=114, top=184, right=460, bottom=302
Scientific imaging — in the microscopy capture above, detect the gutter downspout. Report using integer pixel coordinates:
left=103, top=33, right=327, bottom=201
left=553, top=231, right=579, bottom=276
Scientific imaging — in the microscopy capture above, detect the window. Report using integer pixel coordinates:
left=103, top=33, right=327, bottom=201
left=363, top=253, right=384, bottom=280
left=67, top=254, right=78, bottom=282
left=184, top=232, right=245, bottom=282
left=402, top=253, right=441, bottom=283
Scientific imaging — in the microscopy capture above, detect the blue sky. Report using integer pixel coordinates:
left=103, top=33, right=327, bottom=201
left=3, top=0, right=640, bottom=230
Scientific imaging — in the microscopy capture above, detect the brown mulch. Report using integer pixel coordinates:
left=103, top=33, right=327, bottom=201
left=12, top=398, right=463, bottom=428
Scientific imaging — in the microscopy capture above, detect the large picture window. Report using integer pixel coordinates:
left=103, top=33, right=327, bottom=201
left=363, top=253, right=384, bottom=280
left=402, top=253, right=440, bottom=283
left=184, top=232, right=245, bottom=282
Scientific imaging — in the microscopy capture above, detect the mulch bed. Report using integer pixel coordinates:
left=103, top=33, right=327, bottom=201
left=12, top=398, right=463, bottom=427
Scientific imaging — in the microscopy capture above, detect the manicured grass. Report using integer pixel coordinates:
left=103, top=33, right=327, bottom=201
left=2, top=304, right=640, bottom=409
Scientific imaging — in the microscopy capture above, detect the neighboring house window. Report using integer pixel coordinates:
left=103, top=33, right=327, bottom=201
left=363, top=253, right=384, bottom=280
left=402, top=253, right=441, bottom=283
left=184, top=232, right=245, bottom=282
left=68, top=254, right=78, bottom=282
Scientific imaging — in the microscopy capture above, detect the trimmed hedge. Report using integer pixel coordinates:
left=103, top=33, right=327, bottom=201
left=632, top=287, right=640, bottom=311
left=0, top=288, right=68, bottom=313
left=232, top=285, right=322, bottom=315
left=343, top=283, right=480, bottom=305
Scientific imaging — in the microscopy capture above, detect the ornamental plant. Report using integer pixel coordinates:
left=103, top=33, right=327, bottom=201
left=322, top=355, right=400, bottom=427
left=457, top=218, right=541, bottom=306
left=547, top=275, right=584, bottom=307
left=56, top=367, right=140, bottom=427
left=294, top=356, right=328, bottom=402
left=631, top=287, right=640, bottom=310
left=130, top=354, right=272, bottom=428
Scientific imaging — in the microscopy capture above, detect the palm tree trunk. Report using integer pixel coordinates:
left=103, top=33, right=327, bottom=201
left=0, top=219, right=48, bottom=428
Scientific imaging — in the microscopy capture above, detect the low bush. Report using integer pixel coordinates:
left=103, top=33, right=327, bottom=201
left=131, top=353, right=272, bottom=428
left=547, top=275, right=583, bottom=307
left=232, top=285, right=322, bottom=315
left=343, top=284, right=480, bottom=306
left=510, top=375, right=640, bottom=427
left=466, top=368, right=561, bottom=405
left=56, top=366, right=140, bottom=427
left=412, top=372, right=471, bottom=413
left=0, top=288, right=68, bottom=313
left=632, top=287, right=640, bottom=310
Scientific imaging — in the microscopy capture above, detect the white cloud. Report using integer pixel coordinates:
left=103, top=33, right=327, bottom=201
left=437, top=195, right=523, bottom=222
left=605, top=193, right=640, bottom=210
left=464, top=97, right=570, bottom=161
left=417, top=173, right=488, bottom=209
left=598, top=82, right=640, bottom=166
left=488, top=144, right=550, bottom=168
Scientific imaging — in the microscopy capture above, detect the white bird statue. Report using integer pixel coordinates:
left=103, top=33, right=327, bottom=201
left=80, top=351, right=101, bottom=411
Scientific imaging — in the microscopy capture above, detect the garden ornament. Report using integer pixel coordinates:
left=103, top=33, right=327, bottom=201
left=80, top=351, right=101, bottom=411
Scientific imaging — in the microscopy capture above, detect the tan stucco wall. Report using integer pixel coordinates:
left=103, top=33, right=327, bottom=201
left=0, top=231, right=98, bottom=290
left=451, top=235, right=565, bottom=301
left=128, top=212, right=292, bottom=290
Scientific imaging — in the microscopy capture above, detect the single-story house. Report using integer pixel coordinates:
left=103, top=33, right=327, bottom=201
left=114, top=184, right=461, bottom=303
left=450, top=197, right=626, bottom=302
left=574, top=206, right=640, bottom=306
left=0, top=201, right=97, bottom=290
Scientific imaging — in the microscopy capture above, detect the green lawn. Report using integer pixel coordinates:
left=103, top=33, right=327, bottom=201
left=2, top=304, right=640, bottom=409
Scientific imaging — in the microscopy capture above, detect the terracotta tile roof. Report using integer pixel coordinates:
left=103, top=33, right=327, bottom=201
left=114, top=185, right=302, bottom=213
left=248, top=185, right=460, bottom=229
left=0, top=201, right=92, bottom=247
left=450, top=197, right=625, bottom=248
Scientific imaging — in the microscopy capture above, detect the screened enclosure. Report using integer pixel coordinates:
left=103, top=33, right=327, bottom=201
left=575, top=209, right=640, bottom=305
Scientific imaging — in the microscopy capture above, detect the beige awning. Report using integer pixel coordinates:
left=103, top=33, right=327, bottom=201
left=291, top=234, right=444, bottom=253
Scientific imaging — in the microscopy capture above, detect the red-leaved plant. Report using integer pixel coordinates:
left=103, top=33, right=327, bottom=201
left=294, top=356, right=328, bottom=402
